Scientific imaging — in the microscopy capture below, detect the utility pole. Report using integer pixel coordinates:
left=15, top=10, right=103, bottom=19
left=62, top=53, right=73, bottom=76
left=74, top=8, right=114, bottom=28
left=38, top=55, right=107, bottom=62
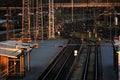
left=94, top=9, right=97, bottom=38
left=6, top=7, right=9, bottom=40
left=110, top=13, right=112, bottom=41
left=93, top=0, right=97, bottom=38
left=48, top=0, right=55, bottom=39
left=40, top=0, right=43, bottom=42
left=35, top=0, right=38, bottom=42
left=114, top=12, right=118, bottom=37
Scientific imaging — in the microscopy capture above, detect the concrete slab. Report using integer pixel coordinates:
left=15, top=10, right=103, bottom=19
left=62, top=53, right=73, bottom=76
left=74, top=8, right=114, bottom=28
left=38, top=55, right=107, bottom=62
left=101, top=43, right=117, bottom=80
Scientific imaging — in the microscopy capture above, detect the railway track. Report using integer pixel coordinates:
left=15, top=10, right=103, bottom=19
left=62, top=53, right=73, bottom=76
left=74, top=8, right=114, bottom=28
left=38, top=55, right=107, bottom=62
left=69, top=40, right=102, bottom=80
left=38, top=39, right=81, bottom=80
left=82, top=44, right=99, bottom=80
left=5, top=38, right=101, bottom=80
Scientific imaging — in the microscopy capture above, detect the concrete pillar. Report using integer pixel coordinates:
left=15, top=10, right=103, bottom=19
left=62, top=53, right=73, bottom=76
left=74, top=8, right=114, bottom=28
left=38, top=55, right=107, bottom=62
left=28, top=52, right=30, bottom=71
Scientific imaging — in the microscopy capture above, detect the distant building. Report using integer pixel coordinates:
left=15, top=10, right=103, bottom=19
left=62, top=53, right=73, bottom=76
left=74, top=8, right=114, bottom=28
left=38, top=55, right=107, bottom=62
left=0, top=19, right=21, bottom=31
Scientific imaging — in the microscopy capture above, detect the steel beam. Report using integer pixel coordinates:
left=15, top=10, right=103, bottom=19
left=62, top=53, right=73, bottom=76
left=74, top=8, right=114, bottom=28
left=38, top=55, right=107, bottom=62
left=0, top=3, right=120, bottom=10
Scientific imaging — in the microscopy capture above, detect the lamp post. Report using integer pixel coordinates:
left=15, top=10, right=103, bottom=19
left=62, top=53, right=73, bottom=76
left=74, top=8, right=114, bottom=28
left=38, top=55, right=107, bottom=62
left=114, top=11, right=118, bottom=38
left=109, top=12, right=112, bottom=41
left=115, top=16, right=118, bottom=37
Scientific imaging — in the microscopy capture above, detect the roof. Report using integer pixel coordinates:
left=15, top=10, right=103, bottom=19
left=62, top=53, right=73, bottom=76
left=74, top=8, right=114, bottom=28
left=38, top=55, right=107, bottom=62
left=2, top=40, right=33, bottom=51
left=0, top=40, right=33, bottom=58
left=0, top=19, right=14, bottom=23
left=0, top=47, right=21, bottom=58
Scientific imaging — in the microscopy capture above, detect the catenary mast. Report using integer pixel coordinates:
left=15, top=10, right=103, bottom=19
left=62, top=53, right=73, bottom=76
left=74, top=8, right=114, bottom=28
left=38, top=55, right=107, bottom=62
left=48, top=0, right=55, bottom=38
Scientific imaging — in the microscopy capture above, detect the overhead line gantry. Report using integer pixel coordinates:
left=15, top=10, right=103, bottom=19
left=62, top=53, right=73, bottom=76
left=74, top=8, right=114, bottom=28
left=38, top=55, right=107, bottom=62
left=22, top=0, right=44, bottom=42
left=0, top=3, right=120, bottom=10
left=1, top=2, right=120, bottom=40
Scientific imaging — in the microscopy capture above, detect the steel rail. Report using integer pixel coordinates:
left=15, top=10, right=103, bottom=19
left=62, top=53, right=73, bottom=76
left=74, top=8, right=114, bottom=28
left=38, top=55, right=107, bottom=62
left=82, top=45, right=91, bottom=80
left=54, top=47, right=75, bottom=80
left=41, top=46, right=71, bottom=80
left=38, top=40, right=74, bottom=80
left=38, top=39, right=81, bottom=80
left=95, top=46, right=99, bottom=80
left=54, top=39, right=81, bottom=80
left=65, top=43, right=82, bottom=80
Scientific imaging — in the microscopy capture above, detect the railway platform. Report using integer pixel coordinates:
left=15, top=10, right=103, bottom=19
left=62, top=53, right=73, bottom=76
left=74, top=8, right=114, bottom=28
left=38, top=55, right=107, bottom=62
left=114, top=40, right=120, bottom=80
left=16, top=39, right=67, bottom=80
left=101, top=42, right=117, bottom=80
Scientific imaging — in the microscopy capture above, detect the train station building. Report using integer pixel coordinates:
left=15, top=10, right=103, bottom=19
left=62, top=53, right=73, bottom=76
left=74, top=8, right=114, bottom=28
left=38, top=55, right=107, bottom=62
left=0, top=47, right=25, bottom=78
left=0, top=40, right=33, bottom=79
